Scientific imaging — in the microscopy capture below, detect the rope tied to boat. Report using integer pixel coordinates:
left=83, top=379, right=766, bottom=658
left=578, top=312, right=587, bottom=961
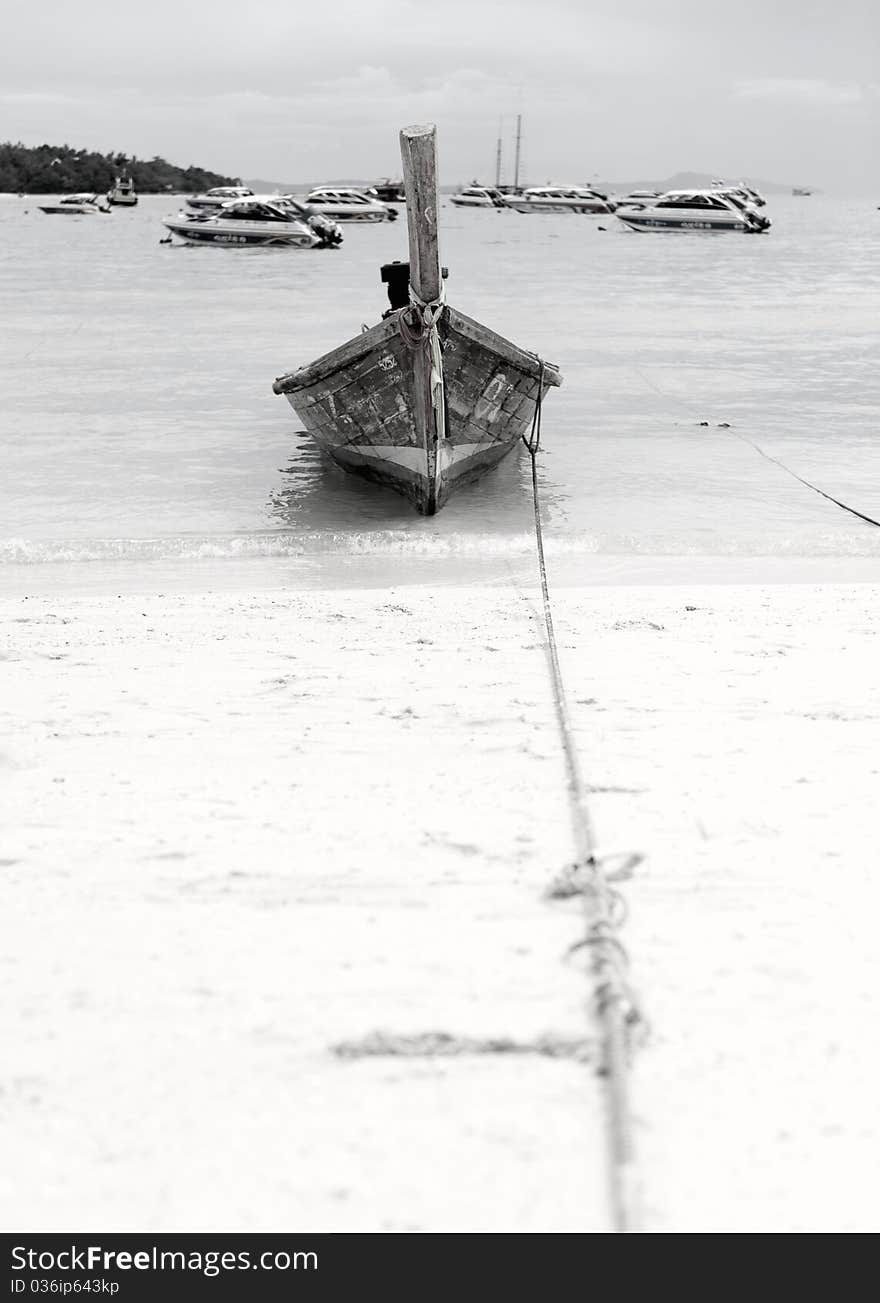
left=398, top=284, right=447, bottom=445
left=522, top=365, right=645, bottom=1234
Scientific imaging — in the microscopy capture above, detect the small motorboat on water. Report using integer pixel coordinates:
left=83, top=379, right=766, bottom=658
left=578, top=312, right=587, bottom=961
left=186, top=186, right=255, bottom=211
left=38, top=193, right=110, bottom=215
left=368, top=179, right=406, bottom=204
left=302, top=187, right=396, bottom=222
left=162, top=198, right=343, bottom=247
left=449, top=185, right=510, bottom=208
left=273, top=125, right=561, bottom=515
left=616, top=189, right=662, bottom=204
left=503, top=185, right=616, bottom=214
left=615, top=189, right=771, bottom=233
left=107, top=175, right=137, bottom=206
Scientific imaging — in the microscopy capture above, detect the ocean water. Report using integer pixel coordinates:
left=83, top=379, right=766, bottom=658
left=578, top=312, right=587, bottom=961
left=1, top=192, right=878, bottom=583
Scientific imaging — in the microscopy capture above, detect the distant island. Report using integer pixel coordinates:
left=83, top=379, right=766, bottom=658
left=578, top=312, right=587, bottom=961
left=597, top=171, right=816, bottom=197
left=245, top=170, right=811, bottom=197
left=0, top=141, right=239, bottom=194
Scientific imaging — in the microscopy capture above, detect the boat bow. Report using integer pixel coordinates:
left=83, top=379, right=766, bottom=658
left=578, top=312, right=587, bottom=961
left=272, top=124, right=562, bottom=514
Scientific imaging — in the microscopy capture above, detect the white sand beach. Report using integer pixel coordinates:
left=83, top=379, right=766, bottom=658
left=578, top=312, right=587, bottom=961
left=2, top=568, right=878, bottom=1232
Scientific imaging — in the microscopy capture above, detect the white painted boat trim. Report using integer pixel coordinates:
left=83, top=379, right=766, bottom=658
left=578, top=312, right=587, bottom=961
left=347, top=445, right=429, bottom=475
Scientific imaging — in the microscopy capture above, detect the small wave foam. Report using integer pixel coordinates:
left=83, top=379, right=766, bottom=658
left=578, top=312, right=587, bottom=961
left=0, top=531, right=544, bottom=565
left=3, top=527, right=880, bottom=566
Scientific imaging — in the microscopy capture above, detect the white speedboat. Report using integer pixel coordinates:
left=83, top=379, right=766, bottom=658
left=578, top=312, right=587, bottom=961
left=503, top=185, right=616, bottom=214
left=449, top=185, right=510, bottom=208
left=38, top=193, right=110, bottom=215
left=615, top=189, right=771, bottom=233
left=186, top=186, right=255, bottom=211
left=107, top=176, right=137, bottom=206
left=302, top=187, right=396, bottom=221
left=162, top=198, right=344, bottom=247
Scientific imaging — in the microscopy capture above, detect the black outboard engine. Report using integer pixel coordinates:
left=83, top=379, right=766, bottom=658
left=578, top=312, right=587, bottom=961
left=746, top=209, right=772, bottom=232
left=380, top=261, right=449, bottom=316
left=308, top=213, right=344, bottom=246
left=380, top=260, right=411, bottom=313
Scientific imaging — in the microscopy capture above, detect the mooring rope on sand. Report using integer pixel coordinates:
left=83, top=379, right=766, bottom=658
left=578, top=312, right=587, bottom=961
left=522, top=366, right=645, bottom=1234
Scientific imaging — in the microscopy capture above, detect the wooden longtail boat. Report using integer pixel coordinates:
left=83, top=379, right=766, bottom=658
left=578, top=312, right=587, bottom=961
left=272, top=125, right=561, bottom=515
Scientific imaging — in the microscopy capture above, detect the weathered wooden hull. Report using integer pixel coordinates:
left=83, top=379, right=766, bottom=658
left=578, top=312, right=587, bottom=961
left=272, top=305, right=561, bottom=514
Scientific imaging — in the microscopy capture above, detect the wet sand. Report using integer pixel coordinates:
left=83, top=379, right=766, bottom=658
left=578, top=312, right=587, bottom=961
left=2, top=575, right=879, bottom=1231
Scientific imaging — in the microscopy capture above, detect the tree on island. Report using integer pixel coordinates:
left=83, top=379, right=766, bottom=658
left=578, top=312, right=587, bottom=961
left=0, top=142, right=239, bottom=194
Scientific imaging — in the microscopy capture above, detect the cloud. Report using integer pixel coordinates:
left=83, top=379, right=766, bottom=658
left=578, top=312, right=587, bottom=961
left=0, top=91, right=78, bottom=105
left=0, top=1, right=680, bottom=97
left=1, top=3, right=874, bottom=190
left=732, top=78, right=867, bottom=106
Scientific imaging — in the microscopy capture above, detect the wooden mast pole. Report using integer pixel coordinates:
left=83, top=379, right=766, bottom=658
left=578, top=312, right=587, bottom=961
left=398, top=124, right=443, bottom=513
left=399, top=124, right=441, bottom=303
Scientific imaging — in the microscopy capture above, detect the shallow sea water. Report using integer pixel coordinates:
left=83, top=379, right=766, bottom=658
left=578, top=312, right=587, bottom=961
left=1, top=192, right=878, bottom=582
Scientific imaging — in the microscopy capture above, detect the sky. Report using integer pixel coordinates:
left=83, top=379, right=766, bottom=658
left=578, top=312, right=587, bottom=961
left=2, top=0, right=878, bottom=191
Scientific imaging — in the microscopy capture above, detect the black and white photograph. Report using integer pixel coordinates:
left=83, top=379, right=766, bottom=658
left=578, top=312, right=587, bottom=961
left=1, top=0, right=878, bottom=1257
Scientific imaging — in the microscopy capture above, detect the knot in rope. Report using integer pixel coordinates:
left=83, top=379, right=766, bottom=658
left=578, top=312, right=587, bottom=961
left=397, top=281, right=447, bottom=347
left=409, top=280, right=446, bottom=319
